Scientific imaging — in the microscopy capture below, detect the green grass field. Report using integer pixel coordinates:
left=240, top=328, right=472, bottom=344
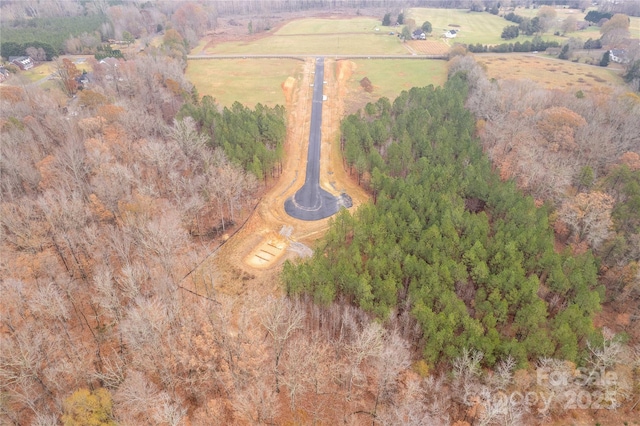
left=406, top=8, right=568, bottom=45
left=14, top=56, right=91, bottom=84
left=187, top=10, right=630, bottom=107
left=345, top=59, right=448, bottom=110
left=186, top=58, right=301, bottom=107
left=203, top=17, right=409, bottom=55
left=407, top=8, right=520, bottom=45
left=274, top=16, right=383, bottom=35
left=204, top=33, right=408, bottom=55
left=20, top=63, right=54, bottom=83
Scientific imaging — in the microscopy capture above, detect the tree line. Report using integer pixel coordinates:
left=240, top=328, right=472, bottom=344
left=0, top=15, right=107, bottom=59
left=178, top=98, right=286, bottom=181
left=466, top=37, right=560, bottom=53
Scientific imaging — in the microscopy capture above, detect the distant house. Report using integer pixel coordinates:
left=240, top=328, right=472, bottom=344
left=412, top=29, right=426, bottom=40
left=444, top=29, right=458, bottom=39
left=99, top=57, right=120, bottom=67
left=609, top=49, right=628, bottom=64
left=9, top=56, right=34, bottom=70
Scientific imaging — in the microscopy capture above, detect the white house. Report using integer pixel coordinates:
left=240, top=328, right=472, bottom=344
left=9, top=56, right=34, bottom=70
left=609, top=49, right=628, bottom=64
left=444, top=29, right=458, bottom=39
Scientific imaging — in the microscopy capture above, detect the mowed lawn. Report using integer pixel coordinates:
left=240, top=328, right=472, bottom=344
left=346, top=59, right=448, bottom=105
left=15, top=56, right=92, bottom=83
left=186, top=58, right=301, bottom=107
left=275, top=16, right=383, bottom=35
left=478, top=53, right=624, bottom=91
left=203, top=17, right=408, bottom=55
left=205, top=33, right=407, bottom=55
left=406, top=8, right=517, bottom=45
left=406, top=8, right=563, bottom=45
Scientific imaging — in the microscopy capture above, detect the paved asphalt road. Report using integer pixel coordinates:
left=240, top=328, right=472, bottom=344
left=284, top=57, right=351, bottom=221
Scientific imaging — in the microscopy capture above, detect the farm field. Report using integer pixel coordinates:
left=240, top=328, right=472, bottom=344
left=478, top=53, right=624, bottom=91
left=344, top=58, right=448, bottom=111
left=405, top=8, right=562, bottom=45
left=201, top=17, right=409, bottom=55
left=186, top=58, right=301, bottom=107
left=202, top=32, right=408, bottom=55
left=275, top=16, right=383, bottom=35
left=187, top=9, right=630, bottom=109
left=405, top=39, right=450, bottom=55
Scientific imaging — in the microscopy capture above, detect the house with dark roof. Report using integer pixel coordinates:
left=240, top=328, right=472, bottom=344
left=9, top=56, right=34, bottom=70
left=609, top=49, right=628, bottom=64
left=412, top=29, right=426, bottom=40
left=444, top=29, right=458, bottom=39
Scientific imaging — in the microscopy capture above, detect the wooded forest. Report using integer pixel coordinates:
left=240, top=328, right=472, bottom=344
left=1, top=0, right=640, bottom=424
left=284, top=74, right=603, bottom=366
left=178, top=99, right=286, bottom=182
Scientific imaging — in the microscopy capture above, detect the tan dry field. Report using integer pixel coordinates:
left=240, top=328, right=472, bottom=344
left=478, top=53, right=624, bottom=92
left=190, top=57, right=369, bottom=298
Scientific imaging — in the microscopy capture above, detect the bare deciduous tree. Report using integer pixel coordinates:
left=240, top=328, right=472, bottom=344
left=261, top=296, right=304, bottom=393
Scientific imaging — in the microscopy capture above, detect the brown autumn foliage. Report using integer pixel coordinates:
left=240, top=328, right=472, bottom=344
left=79, top=89, right=108, bottom=109
left=453, top=54, right=640, bottom=202
left=360, top=76, right=374, bottom=93
left=559, top=191, right=615, bottom=250
left=0, top=53, right=263, bottom=424
left=620, top=151, right=640, bottom=171
left=1, top=34, right=638, bottom=426
left=0, top=86, right=24, bottom=103
left=97, top=104, right=125, bottom=123
left=535, top=106, right=586, bottom=153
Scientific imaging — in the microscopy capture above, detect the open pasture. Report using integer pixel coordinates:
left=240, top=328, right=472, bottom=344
left=186, top=58, right=301, bottom=107
left=345, top=59, right=448, bottom=110
left=478, top=53, right=624, bottom=91
left=274, top=16, right=384, bottom=35
left=406, top=40, right=450, bottom=55
left=202, top=17, right=409, bottom=55
left=203, top=33, right=408, bottom=56
left=407, top=8, right=520, bottom=45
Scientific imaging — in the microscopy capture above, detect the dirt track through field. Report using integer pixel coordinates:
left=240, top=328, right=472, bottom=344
left=198, top=57, right=369, bottom=297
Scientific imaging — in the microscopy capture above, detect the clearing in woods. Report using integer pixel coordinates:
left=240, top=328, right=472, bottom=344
left=185, top=11, right=628, bottom=299
left=195, top=57, right=369, bottom=298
